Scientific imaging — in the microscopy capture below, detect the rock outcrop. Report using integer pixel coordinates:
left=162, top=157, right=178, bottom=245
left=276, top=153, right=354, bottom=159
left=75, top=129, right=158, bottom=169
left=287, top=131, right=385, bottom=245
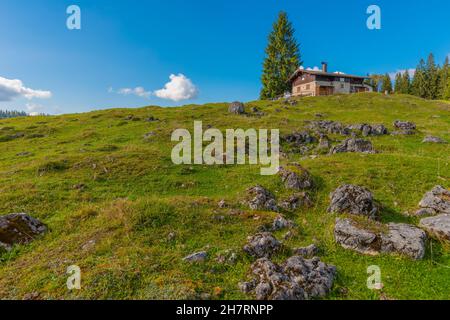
left=243, top=233, right=281, bottom=258
left=422, top=136, right=447, bottom=144
left=228, top=101, right=245, bottom=114
left=420, top=214, right=450, bottom=242
left=279, top=164, right=314, bottom=190
left=246, top=185, right=278, bottom=212
left=0, top=213, right=47, bottom=251
left=239, top=256, right=336, bottom=300
left=328, top=185, right=378, bottom=219
left=330, top=138, right=374, bottom=154
left=279, top=193, right=312, bottom=211
left=415, top=186, right=450, bottom=216
left=334, top=219, right=427, bottom=260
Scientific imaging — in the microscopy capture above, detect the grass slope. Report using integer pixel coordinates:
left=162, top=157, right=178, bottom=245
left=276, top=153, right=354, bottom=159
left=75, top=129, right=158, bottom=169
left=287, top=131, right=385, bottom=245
left=0, top=93, right=449, bottom=300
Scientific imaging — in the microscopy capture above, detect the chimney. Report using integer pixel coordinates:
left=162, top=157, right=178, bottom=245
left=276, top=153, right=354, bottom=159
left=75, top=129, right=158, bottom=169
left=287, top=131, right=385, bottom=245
left=321, top=62, right=328, bottom=73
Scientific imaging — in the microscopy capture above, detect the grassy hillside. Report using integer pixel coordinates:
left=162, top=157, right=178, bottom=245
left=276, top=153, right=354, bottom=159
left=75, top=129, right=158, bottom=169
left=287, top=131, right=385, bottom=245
left=0, top=93, right=449, bottom=300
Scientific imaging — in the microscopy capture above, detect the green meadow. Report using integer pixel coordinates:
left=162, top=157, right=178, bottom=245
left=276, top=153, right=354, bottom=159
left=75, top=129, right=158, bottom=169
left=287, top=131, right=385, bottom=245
left=0, top=93, right=449, bottom=300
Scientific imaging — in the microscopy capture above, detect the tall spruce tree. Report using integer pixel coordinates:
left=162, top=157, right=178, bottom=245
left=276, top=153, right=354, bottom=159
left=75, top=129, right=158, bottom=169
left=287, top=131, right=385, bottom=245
left=412, top=59, right=427, bottom=98
left=439, top=56, right=450, bottom=100
left=260, top=11, right=301, bottom=99
left=402, top=71, right=411, bottom=94
left=381, top=73, right=393, bottom=93
left=425, top=53, right=440, bottom=99
left=394, top=72, right=402, bottom=93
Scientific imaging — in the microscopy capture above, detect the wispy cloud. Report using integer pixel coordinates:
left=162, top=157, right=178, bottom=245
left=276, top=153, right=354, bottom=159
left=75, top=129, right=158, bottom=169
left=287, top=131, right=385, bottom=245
left=388, top=68, right=416, bottom=80
left=0, top=76, right=52, bottom=102
left=110, top=86, right=151, bottom=99
left=154, top=74, right=198, bottom=102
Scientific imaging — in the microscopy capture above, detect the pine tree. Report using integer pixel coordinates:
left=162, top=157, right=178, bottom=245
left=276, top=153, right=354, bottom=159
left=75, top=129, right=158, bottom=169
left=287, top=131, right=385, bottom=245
left=402, top=71, right=411, bottom=94
left=260, top=11, right=301, bottom=99
left=381, top=73, right=393, bottom=93
left=439, top=56, right=450, bottom=100
left=394, top=72, right=402, bottom=93
left=424, top=53, right=440, bottom=99
left=412, top=59, right=427, bottom=98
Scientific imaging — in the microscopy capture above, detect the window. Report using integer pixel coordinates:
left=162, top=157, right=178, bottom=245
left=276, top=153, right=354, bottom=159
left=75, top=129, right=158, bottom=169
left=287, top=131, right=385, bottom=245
left=340, top=84, right=345, bottom=89
left=306, top=84, right=310, bottom=90
left=340, top=78, right=345, bottom=82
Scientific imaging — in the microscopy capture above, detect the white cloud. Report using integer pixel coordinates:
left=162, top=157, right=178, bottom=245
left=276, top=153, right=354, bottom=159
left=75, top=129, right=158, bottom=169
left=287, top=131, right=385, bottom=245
left=0, top=76, right=52, bottom=102
left=154, top=74, right=198, bottom=102
left=110, top=86, right=151, bottom=99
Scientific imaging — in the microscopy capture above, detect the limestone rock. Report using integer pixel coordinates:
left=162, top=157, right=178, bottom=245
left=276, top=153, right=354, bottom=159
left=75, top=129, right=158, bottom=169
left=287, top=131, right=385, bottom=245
left=0, top=213, right=47, bottom=251
left=272, top=215, right=295, bottom=231
left=334, top=218, right=380, bottom=255
left=183, top=251, right=207, bottom=263
left=240, top=256, right=336, bottom=300
left=416, top=186, right=450, bottom=216
left=381, top=223, right=427, bottom=260
left=228, top=101, right=245, bottom=114
left=293, top=244, right=319, bottom=258
left=243, top=232, right=281, bottom=258
left=246, top=185, right=278, bottom=212
left=394, top=120, right=416, bottom=130
left=279, top=164, right=314, bottom=190
left=420, top=214, right=450, bottom=242
left=279, top=193, right=312, bottom=211
left=330, top=138, right=374, bottom=154
left=328, top=185, right=378, bottom=219
left=422, top=136, right=447, bottom=144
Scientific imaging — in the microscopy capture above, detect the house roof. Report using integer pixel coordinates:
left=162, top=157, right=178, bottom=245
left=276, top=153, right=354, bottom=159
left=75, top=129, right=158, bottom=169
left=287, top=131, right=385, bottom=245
left=289, top=68, right=368, bottom=82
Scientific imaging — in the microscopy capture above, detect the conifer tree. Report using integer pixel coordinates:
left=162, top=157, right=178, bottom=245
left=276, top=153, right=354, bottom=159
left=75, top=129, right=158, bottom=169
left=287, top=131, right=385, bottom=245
left=412, top=59, right=427, bottom=98
left=439, top=56, right=450, bottom=100
left=260, top=11, right=301, bottom=99
left=402, top=71, right=411, bottom=94
left=424, top=53, right=440, bottom=99
left=381, top=73, right=393, bottom=93
left=394, top=72, right=402, bottom=93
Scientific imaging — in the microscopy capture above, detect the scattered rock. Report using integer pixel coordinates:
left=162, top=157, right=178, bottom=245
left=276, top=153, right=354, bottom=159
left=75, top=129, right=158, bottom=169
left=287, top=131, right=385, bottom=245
left=415, top=186, right=450, bottom=216
left=381, top=223, right=427, bottom=260
left=330, top=138, right=374, bottom=154
left=328, top=185, right=378, bottom=219
left=239, top=256, right=336, bottom=300
left=279, top=164, right=314, bottom=190
left=0, top=213, right=47, bottom=251
left=283, top=132, right=316, bottom=145
left=334, top=218, right=380, bottom=255
left=422, top=136, right=447, bottom=144
left=143, top=132, right=156, bottom=140
left=167, top=232, right=176, bottom=241
left=228, top=101, right=245, bottom=114
left=218, top=200, right=228, bottom=209
left=216, top=250, right=238, bottom=264
left=16, top=151, right=33, bottom=157
left=272, top=215, right=295, bottom=231
left=317, top=135, right=331, bottom=151
left=183, top=251, right=208, bottom=263
left=391, top=129, right=416, bottom=136
left=293, top=244, right=319, bottom=258
left=145, top=115, right=159, bottom=122
left=246, top=186, right=278, bottom=212
left=23, top=292, right=40, bottom=300
left=394, top=120, right=416, bottom=131
left=420, top=214, right=450, bottom=242
left=307, top=120, right=350, bottom=136
left=279, top=192, right=312, bottom=211
left=243, top=232, right=281, bottom=258
left=81, top=239, right=97, bottom=251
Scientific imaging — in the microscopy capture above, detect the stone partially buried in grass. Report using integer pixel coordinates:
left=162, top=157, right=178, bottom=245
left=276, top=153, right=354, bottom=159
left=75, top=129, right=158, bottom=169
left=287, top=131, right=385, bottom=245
left=415, top=186, right=450, bottom=216
left=245, top=185, right=278, bottom=212
left=243, top=232, right=281, bottom=258
left=334, top=218, right=380, bottom=256
left=0, top=213, right=47, bottom=251
left=328, top=185, right=378, bottom=219
left=420, top=214, right=450, bottom=242
left=239, top=256, right=336, bottom=300
left=279, top=164, right=314, bottom=190
left=381, top=223, right=427, bottom=260
left=330, top=138, right=375, bottom=154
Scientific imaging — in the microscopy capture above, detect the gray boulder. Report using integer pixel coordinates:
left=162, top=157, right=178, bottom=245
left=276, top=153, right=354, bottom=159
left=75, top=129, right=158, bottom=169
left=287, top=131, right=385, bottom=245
left=415, top=186, right=450, bottom=216
left=272, top=215, right=295, bottom=231
left=420, top=214, right=450, bottom=242
left=279, top=164, right=314, bottom=190
left=246, top=185, right=278, bottom=212
left=283, top=132, right=316, bottom=145
left=330, top=138, right=374, bottom=154
left=293, top=244, right=319, bottom=258
left=279, top=192, right=312, bottom=211
left=317, top=134, right=331, bottom=151
left=381, top=223, right=427, bottom=260
left=0, top=213, right=47, bottom=251
left=394, top=120, right=416, bottom=130
left=228, top=101, right=245, bottom=114
left=243, top=232, right=281, bottom=258
left=183, top=251, right=207, bottom=263
left=334, top=218, right=380, bottom=255
left=239, top=256, right=336, bottom=300
left=422, top=136, right=447, bottom=144
left=328, top=185, right=378, bottom=219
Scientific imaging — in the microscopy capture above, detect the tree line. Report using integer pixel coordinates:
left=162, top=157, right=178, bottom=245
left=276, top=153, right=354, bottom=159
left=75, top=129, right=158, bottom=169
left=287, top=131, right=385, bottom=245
left=367, top=53, right=450, bottom=100
left=0, top=110, right=28, bottom=119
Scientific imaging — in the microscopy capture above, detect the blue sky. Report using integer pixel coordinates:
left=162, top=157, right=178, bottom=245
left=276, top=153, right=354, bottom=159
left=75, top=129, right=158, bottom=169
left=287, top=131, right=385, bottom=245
left=1, top=0, right=450, bottom=114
